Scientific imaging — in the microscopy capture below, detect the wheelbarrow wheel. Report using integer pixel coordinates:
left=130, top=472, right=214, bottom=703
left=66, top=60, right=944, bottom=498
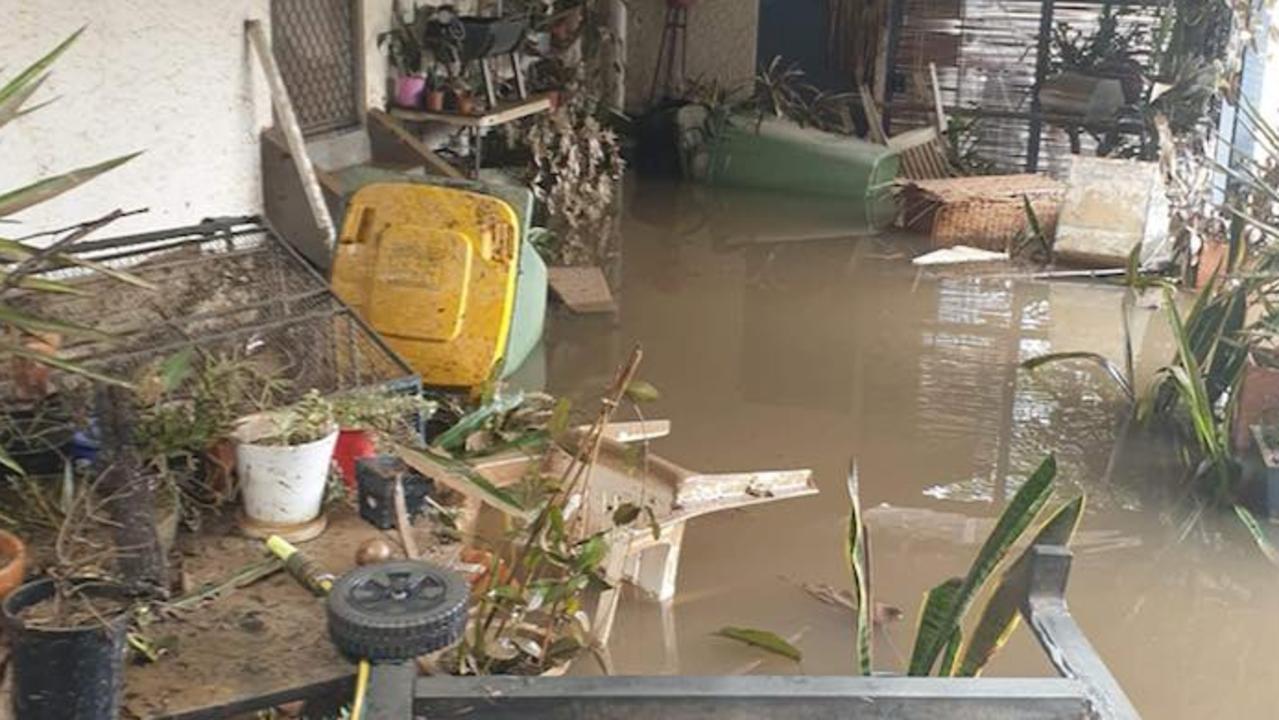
left=326, top=561, right=469, bottom=661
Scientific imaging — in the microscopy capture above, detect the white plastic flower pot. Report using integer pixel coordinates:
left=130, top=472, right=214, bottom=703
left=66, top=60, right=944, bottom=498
left=235, top=417, right=338, bottom=526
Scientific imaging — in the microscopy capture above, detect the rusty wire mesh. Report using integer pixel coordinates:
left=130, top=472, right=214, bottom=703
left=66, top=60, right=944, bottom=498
left=271, top=0, right=362, bottom=135
left=5, top=218, right=416, bottom=410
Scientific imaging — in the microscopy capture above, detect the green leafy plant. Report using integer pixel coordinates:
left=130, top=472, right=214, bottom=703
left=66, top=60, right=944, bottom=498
left=260, top=390, right=337, bottom=446
left=1, top=29, right=144, bottom=474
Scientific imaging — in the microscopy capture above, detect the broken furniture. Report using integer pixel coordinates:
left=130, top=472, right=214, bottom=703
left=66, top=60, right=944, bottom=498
left=901, top=174, right=1067, bottom=252
left=409, top=422, right=818, bottom=646
left=1053, top=155, right=1172, bottom=268
left=861, top=83, right=955, bottom=181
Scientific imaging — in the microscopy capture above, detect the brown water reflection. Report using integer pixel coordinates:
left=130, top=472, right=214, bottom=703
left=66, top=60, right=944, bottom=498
left=538, top=183, right=1279, bottom=719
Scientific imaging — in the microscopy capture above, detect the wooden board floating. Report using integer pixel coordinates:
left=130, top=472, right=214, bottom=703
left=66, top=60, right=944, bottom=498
left=548, top=266, right=617, bottom=314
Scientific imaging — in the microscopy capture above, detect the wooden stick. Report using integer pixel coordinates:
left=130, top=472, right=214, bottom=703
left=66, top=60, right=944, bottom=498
left=245, top=20, right=336, bottom=251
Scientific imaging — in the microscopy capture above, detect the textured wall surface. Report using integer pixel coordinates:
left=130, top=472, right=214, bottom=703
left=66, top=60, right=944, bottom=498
left=0, top=2, right=274, bottom=236
left=625, top=0, right=760, bottom=111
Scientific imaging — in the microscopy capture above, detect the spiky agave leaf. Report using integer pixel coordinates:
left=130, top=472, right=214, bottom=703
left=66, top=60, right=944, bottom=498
left=956, top=496, right=1086, bottom=677
left=0, top=152, right=143, bottom=219
left=0, top=27, right=83, bottom=129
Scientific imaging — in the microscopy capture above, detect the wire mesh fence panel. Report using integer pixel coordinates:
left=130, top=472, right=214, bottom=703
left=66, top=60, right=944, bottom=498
left=5, top=219, right=416, bottom=415
left=271, top=0, right=362, bottom=135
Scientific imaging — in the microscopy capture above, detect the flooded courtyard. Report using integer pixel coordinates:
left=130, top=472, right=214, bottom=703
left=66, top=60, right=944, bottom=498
left=542, top=183, right=1279, bottom=719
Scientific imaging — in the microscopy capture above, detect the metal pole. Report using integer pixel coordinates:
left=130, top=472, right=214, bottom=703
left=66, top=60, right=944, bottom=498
left=1026, top=0, right=1056, bottom=172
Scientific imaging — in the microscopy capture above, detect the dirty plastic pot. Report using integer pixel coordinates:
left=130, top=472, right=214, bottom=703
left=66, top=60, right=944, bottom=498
left=236, top=419, right=339, bottom=525
left=2, top=578, right=130, bottom=720
left=0, top=529, right=27, bottom=600
left=1, top=407, right=73, bottom=477
left=334, top=428, right=378, bottom=491
left=394, top=75, right=427, bottom=108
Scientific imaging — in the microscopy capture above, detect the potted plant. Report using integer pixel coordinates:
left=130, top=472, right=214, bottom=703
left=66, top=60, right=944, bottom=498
left=3, top=578, right=133, bottom=719
left=331, top=390, right=437, bottom=490
left=425, top=65, right=447, bottom=112
left=452, top=77, right=477, bottom=115
left=234, top=390, right=339, bottom=540
left=378, top=4, right=427, bottom=108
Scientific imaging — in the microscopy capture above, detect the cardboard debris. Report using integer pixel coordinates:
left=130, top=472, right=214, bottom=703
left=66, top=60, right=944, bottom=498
left=912, top=245, right=1010, bottom=267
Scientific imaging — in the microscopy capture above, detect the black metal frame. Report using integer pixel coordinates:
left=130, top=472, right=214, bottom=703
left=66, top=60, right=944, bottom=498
left=360, top=546, right=1140, bottom=720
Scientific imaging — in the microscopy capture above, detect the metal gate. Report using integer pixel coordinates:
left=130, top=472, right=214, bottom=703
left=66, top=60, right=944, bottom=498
left=271, top=0, right=362, bottom=135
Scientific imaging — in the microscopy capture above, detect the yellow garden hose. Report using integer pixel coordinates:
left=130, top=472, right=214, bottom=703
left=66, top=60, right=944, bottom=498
left=350, top=659, right=371, bottom=720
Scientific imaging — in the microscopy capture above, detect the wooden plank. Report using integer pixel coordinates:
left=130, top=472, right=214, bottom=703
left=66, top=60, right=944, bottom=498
left=367, top=109, right=464, bottom=179
left=547, top=266, right=617, bottom=314
left=390, top=93, right=553, bottom=128
left=245, top=20, right=336, bottom=252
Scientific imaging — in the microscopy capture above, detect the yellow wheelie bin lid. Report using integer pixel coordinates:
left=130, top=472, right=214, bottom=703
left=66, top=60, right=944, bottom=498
left=331, top=183, right=520, bottom=390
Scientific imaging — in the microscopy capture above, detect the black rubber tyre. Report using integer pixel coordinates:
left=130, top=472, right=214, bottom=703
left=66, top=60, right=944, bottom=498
left=326, top=561, right=469, bottom=661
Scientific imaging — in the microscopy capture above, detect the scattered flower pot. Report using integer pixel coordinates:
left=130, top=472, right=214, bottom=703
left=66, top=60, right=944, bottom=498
left=394, top=74, right=428, bottom=108
left=234, top=393, right=339, bottom=540
left=0, top=529, right=27, bottom=600
left=334, top=427, right=378, bottom=491
left=425, top=87, right=447, bottom=112
left=455, top=91, right=477, bottom=116
left=2, top=578, right=132, bottom=720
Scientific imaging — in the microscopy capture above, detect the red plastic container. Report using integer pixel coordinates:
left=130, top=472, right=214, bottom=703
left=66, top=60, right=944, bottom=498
left=334, top=429, right=377, bottom=490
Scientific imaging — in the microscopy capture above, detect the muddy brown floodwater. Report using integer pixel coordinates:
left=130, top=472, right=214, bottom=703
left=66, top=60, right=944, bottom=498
left=531, top=182, right=1279, bottom=719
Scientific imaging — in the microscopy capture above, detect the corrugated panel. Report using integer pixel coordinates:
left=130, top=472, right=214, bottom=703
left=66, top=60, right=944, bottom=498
left=888, top=1, right=1163, bottom=175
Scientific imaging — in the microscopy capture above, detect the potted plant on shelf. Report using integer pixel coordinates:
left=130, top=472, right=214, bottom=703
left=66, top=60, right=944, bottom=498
left=234, top=390, right=339, bottom=542
left=451, top=76, right=478, bottom=116
left=425, top=65, right=447, bottom=112
left=378, top=4, right=428, bottom=108
left=331, top=390, right=437, bottom=491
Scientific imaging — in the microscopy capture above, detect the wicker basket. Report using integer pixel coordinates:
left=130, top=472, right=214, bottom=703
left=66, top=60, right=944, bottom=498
left=901, top=174, right=1067, bottom=251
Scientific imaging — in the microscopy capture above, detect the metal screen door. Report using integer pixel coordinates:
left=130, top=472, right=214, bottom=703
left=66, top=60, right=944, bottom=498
left=271, top=0, right=362, bottom=135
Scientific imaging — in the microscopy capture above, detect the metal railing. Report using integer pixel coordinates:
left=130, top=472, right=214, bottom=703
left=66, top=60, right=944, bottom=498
left=363, top=545, right=1139, bottom=719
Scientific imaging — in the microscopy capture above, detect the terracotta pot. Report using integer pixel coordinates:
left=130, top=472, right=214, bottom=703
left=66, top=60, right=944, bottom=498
left=426, top=89, right=447, bottom=112
left=547, top=89, right=563, bottom=110
left=455, top=93, right=477, bottom=116
left=1197, top=239, right=1229, bottom=289
left=0, top=529, right=27, bottom=600
left=1234, top=361, right=1279, bottom=453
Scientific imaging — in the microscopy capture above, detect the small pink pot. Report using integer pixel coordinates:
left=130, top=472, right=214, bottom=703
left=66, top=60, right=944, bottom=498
left=394, top=75, right=427, bottom=109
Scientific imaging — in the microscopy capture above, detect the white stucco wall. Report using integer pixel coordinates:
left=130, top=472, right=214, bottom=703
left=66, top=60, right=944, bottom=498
left=0, top=1, right=273, bottom=237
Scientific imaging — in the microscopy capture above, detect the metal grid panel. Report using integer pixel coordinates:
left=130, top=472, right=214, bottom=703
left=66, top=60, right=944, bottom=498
left=889, top=0, right=1162, bottom=175
left=6, top=219, right=416, bottom=411
left=271, top=0, right=361, bottom=135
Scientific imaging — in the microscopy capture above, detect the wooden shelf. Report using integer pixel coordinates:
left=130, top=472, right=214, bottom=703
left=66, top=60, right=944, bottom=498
left=390, top=93, right=554, bottom=128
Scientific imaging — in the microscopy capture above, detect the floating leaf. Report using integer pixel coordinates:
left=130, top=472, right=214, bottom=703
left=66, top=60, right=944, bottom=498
left=612, top=502, right=641, bottom=526
left=713, top=626, right=802, bottom=663
left=625, top=379, right=661, bottom=404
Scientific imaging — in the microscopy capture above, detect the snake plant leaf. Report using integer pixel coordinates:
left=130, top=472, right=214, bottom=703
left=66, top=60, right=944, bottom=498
left=909, top=455, right=1057, bottom=676
left=0, top=339, right=132, bottom=388
left=0, top=27, right=83, bottom=123
left=713, top=626, right=802, bottom=663
left=0, top=152, right=143, bottom=219
left=908, top=578, right=962, bottom=676
left=846, top=460, right=873, bottom=675
left=957, top=495, right=1086, bottom=677
left=0, top=303, right=109, bottom=339
left=1233, top=505, right=1279, bottom=567
left=1021, top=352, right=1134, bottom=403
